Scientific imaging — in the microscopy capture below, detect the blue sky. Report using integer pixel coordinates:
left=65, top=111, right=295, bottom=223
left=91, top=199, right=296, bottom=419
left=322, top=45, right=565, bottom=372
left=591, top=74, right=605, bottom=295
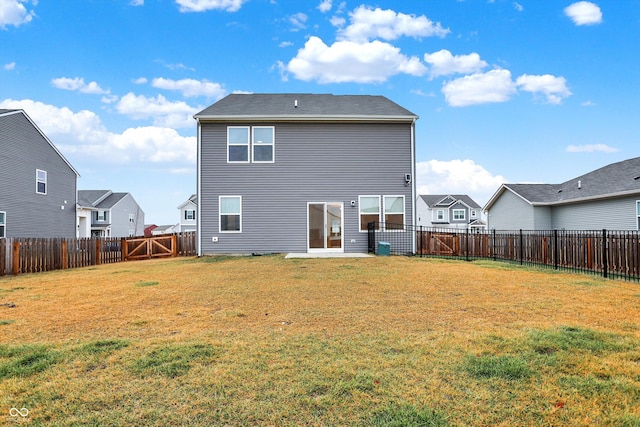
left=2, top=0, right=639, bottom=225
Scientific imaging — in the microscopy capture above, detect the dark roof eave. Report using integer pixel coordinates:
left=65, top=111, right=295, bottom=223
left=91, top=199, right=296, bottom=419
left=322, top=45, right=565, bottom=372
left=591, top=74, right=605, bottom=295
left=543, top=188, right=640, bottom=206
left=194, top=114, right=418, bottom=122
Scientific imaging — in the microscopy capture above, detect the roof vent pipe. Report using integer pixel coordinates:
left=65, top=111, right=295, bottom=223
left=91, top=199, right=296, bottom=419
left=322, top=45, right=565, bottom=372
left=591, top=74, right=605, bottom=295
left=578, top=180, right=581, bottom=189
left=294, top=99, right=298, bottom=108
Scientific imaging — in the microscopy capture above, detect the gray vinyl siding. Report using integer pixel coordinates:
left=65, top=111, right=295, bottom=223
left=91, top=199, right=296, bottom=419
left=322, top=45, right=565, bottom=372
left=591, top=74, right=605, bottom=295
left=551, top=196, right=639, bottom=230
left=0, top=112, right=77, bottom=237
left=200, top=122, right=414, bottom=254
left=109, top=195, right=145, bottom=237
left=487, top=190, right=536, bottom=230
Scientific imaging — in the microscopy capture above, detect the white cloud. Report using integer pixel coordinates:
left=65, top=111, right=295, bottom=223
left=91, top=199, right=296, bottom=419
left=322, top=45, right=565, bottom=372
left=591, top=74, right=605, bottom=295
left=442, top=69, right=516, bottom=107
left=338, top=5, right=449, bottom=43
left=175, top=0, right=246, bottom=12
left=515, top=74, right=572, bottom=104
left=115, top=92, right=199, bottom=128
left=513, top=2, right=523, bottom=12
left=285, top=36, right=426, bottom=84
left=317, top=0, right=332, bottom=13
left=566, top=144, right=618, bottom=153
left=130, top=0, right=144, bottom=5
left=0, top=0, right=35, bottom=29
left=564, top=1, right=602, bottom=26
left=0, top=98, right=196, bottom=164
left=133, top=77, right=148, bottom=84
left=51, top=77, right=109, bottom=95
left=279, top=41, right=293, bottom=48
left=423, top=49, right=487, bottom=79
left=151, top=77, right=226, bottom=98
left=416, top=159, right=506, bottom=207
left=288, top=12, right=307, bottom=31
left=3, top=61, right=15, bottom=70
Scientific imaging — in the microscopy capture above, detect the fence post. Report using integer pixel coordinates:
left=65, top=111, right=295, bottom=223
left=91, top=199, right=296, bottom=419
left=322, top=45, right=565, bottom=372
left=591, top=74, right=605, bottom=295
left=492, top=229, right=496, bottom=260
left=61, top=239, right=68, bottom=270
left=367, top=222, right=375, bottom=253
left=602, top=228, right=608, bottom=279
left=519, top=229, right=523, bottom=265
left=554, top=229, right=558, bottom=270
left=172, top=235, right=178, bottom=257
left=12, top=241, right=20, bottom=275
left=121, top=238, right=128, bottom=261
left=95, top=239, right=102, bottom=266
left=466, top=228, right=470, bottom=262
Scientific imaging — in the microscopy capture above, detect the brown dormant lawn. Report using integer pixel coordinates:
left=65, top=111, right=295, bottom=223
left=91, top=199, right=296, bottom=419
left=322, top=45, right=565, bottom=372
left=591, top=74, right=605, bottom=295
left=1, top=255, right=639, bottom=426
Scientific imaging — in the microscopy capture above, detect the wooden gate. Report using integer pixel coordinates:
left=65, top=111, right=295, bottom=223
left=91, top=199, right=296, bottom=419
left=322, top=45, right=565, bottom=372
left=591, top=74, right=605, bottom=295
left=123, top=235, right=177, bottom=260
left=424, top=232, right=459, bottom=256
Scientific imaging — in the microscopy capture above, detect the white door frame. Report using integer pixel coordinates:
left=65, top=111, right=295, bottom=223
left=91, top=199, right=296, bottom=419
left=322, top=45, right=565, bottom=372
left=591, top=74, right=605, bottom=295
left=307, top=202, right=344, bottom=252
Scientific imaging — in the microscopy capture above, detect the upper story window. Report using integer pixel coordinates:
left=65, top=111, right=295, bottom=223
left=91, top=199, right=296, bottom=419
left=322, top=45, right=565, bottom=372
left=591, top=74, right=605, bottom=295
left=453, top=209, right=465, bottom=221
left=129, top=213, right=135, bottom=223
left=359, top=196, right=380, bottom=231
left=97, top=210, right=106, bottom=222
left=435, top=209, right=445, bottom=221
left=384, top=195, right=405, bottom=230
left=185, top=209, right=196, bottom=221
left=471, top=209, right=477, bottom=218
left=0, top=211, right=6, bottom=238
left=36, top=169, right=47, bottom=194
left=227, top=126, right=274, bottom=163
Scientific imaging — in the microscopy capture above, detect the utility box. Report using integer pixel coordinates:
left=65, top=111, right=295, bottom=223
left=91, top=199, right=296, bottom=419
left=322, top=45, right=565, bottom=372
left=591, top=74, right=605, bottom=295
left=377, top=241, right=390, bottom=256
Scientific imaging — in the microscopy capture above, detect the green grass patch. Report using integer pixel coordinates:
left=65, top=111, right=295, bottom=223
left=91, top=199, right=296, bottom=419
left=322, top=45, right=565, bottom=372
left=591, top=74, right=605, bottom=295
left=367, top=403, right=448, bottom=426
left=135, top=281, right=159, bottom=287
left=527, top=326, right=625, bottom=355
left=0, top=319, right=15, bottom=325
left=130, top=342, right=217, bottom=378
left=81, top=339, right=130, bottom=355
left=0, top=344, right=61, bottom=379
left=464, top=354, right=532, bottom=380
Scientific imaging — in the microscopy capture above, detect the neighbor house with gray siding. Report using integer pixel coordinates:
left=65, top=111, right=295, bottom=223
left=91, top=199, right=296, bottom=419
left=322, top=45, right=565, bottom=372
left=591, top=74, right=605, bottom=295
left=416, top=194, right=485, bottom=231
left=484, top=157, right=640, bottom=230
left=0, top=109, right=79, bottom=238
left=194, top=93, right=417, bottom=255
left=77, top=190, right=145, bottom=238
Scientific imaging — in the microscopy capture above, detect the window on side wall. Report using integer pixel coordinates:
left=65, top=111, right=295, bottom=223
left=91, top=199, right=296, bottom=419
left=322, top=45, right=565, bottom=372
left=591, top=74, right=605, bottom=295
left=185, top=210, right=196, bottom=221
left=359, top=196, right=380, bottom=231
left=220, top=196, right=241, bottom=232
left=228, top=127, right=249, bottom=163
left=252, top=126, right=274, bottom=163
left=637, top=201, right=640, bottom=230
left=0, top=211, right=6, bottom=238
left=97, top=211, right=106, bottom=222
left=129, top=213, right=135, bottom=223
left=435, top=209, right=445, bottom=221
left=384, top=196, right=405, bottom=230
left=36, top=169, right=47, bottom=194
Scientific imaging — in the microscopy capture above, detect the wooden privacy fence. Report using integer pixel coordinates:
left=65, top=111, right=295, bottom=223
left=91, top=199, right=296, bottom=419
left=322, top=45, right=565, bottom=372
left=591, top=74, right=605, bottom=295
left=0, top=232, right=196, bottom=276
left=417, top=228, right=640, bottom=282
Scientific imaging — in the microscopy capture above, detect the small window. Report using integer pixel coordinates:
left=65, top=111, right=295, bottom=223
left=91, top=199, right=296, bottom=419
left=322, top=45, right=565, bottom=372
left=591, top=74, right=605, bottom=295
left=228, top=127, right=249, bottom=163
left=220, top=196, right=241, bottom=232
left=97, top=211, right=106, bottom=222
left=359, top=196, right=380, bottom=231
left=129, top=228, right=135, bottom=237
left=0, top=211, right=6, bottom=238
left=435, top=209, right=445, bottom=221
left=129, top=213, right=135, bottom=223
left=453, top=209, right=465, bottom=221
left=471, top=209, right=477, bottom=218
left=252, top=127, right=274, bottom=163
left=384, top=196, right=405, bottom=230
left=185, top=209, right=196, bottom=221
left=36, top=169, right=47, bottom=194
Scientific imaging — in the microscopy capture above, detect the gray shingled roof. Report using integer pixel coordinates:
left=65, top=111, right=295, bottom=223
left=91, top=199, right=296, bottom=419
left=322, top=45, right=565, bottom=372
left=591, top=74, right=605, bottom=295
left=490, top=157, right=640, bottom=208
left=195, top=93, right=418, bottom=120
left=419, top=195, right=482, bottom=209
left=78, top=190, right=128, bottom=209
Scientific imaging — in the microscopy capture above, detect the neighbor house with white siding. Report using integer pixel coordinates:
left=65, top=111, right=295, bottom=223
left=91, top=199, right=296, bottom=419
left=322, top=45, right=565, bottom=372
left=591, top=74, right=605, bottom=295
left=0, top=109, right=79, bottom=238
left=484, top=157, right=640, bottom=230
left=194, top=93, right=418, bottom=255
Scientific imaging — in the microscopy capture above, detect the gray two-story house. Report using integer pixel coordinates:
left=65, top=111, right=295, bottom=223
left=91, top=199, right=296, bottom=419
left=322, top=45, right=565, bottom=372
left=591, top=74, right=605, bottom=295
left=194, top=93, right=418, bottom=255
left=416, top=194, right=485, bottom=231
left=0, top=109, right=79, bottom=238
left=77, top=190, right=145, bottom=238
left=484, top=156, right=640, bottom=230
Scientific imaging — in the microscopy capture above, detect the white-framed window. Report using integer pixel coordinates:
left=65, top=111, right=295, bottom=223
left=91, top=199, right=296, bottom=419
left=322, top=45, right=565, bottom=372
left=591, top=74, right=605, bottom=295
left=252, top=126, right=274, bottom=163
left=97, top=210, right=106, bottom=222
left=228, top=127, right=249, bottom=163
left=435, top=209, right=445, bottom=221
left=228, top=126, right=275, bottom=163
left=129, top=228, right=135, bottom=237
left=637, top=201, right=640, bottom=230
left=36, top=169, right=47, bottom=194
left=185, top=209, right=196, bottom=221
left=220, top=196, right=241, bottom=232
left=471, top=209, right=477, bottom=218
left=384, top=195, right=405, bottom=230
left=453, top=209, right=465, bottom=221
left=129, top=213, right=135, bottom=223
left=359, top=196, right=381, bottom=231
left=0, top=211, right=6, bottom=238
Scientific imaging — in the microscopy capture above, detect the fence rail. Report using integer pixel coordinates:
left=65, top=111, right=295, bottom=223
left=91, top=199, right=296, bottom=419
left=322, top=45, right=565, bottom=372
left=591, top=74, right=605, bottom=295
left=368, top=223, right=640, bottom=282
left=0, top=232, right=196, bottom=276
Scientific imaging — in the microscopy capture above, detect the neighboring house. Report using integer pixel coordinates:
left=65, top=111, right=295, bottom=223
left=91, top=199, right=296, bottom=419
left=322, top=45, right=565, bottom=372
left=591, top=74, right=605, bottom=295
left=194, top=93, right=418, bottom=255
left=484, top=157, right=640, bottom=231
left=416, top=194, right=485, bottom=231
left=144, top=224, right=157, bottom=237
left=77, top=190, right=145, bottom=237
left=176, top=194, right=197, bottom=232
left=0, top=109, right=79, bottom=238
left=151, top=225, right=177, bottom=235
